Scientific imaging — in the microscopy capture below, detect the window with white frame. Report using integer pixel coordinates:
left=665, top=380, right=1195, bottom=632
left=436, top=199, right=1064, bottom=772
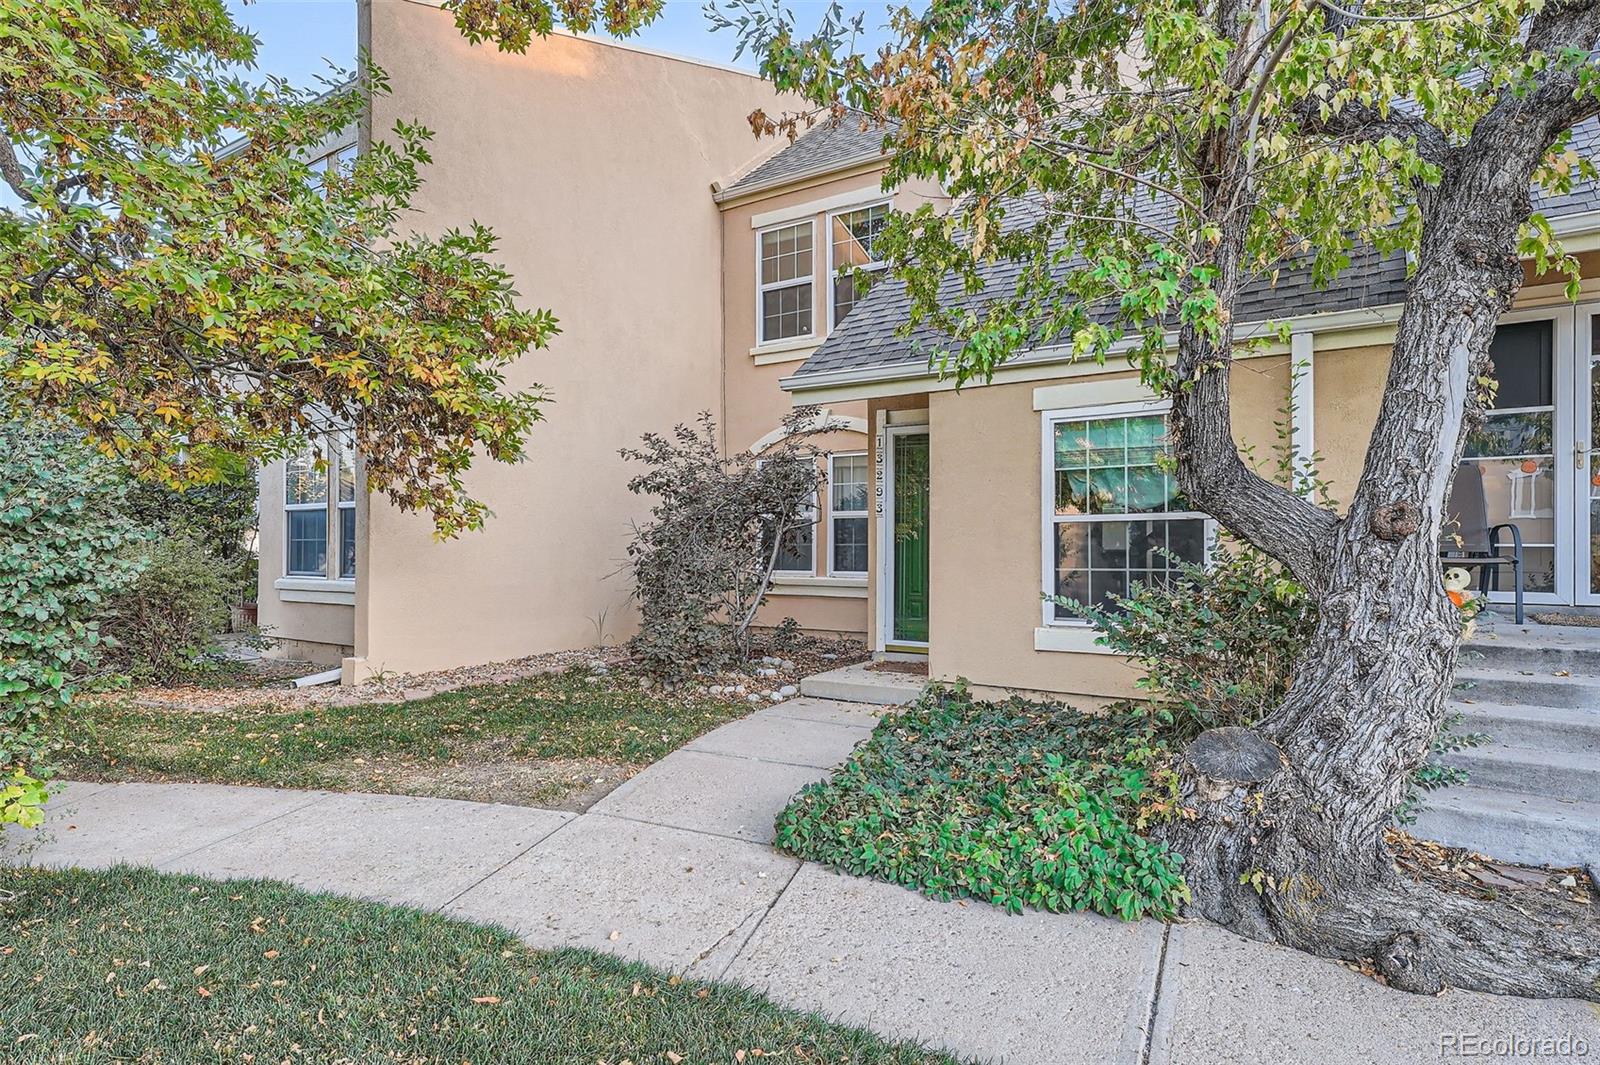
left=284, top=434, right=357, bottom=582
left=756, top=456, right=817, bottom=573
left=758, top=220, right=814, bottom=343
left=307, top=144, right=357, bottom=193
left=829, top=203, right=889, bottom=327
left=1044, top=405, right=1207, bottom=622
left=829, top=452, right=869, bottom=575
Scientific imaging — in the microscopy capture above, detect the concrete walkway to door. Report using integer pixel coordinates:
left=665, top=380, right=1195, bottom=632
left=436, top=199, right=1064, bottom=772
left=5, top=694, right=1594, bottom=1065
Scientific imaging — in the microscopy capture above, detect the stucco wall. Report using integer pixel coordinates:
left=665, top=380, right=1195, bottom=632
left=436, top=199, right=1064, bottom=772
left=718, top=156, right=944, bottom=638
left=1312, top=344, right=1392, bottom=508
left=357, top=4, right=790, bottom=674
left=913, top=360, right=1296, bottom=700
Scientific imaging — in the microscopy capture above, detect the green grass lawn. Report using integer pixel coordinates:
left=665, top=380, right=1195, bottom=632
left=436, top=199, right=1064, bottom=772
left=59, top=667, right=755, bottom=808
left=1, top=866, right=959, bottom=1064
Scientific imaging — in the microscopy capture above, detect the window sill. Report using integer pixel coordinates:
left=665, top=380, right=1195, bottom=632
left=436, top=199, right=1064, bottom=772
left=274, top=576, right=355, bottom=606
left=1033, top=625, right=1124, bottom=655
left=768, top=575, right=868, bottom=599
left=751, top=336, right=820, bottom=364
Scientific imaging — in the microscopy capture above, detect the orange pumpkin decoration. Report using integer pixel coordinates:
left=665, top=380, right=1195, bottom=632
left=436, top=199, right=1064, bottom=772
left=1521, top=459, right=1540, bottom=474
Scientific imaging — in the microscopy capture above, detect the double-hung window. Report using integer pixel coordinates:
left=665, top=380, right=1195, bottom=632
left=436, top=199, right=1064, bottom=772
left=284, top=433, right=358, bottom=582
left=829, top=453, right=869, bottom=576
left=757, top=457, right=817, bottom=574
left=757, top=220, right=814, bottom=343
left=1043, top=403, right=1207, bottom=623
left=829, top=203, right=889, bottom=328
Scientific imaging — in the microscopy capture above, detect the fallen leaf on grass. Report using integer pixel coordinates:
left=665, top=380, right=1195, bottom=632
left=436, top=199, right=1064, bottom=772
left=196, top=986, right=212, bottom=999
left=666, top=1053, right=684, bottom=1064
left=471, top=996, right=501, bottom=1004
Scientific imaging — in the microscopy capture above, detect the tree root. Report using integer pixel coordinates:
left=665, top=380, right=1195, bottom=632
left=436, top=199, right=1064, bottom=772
left=1178, top=830, right=1600, bottom=1000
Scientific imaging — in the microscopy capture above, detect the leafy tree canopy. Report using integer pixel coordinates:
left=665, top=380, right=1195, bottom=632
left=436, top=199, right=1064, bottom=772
left=713, top=0, right=1599, bottom=389
left=0, top=0, right=569, bottom=537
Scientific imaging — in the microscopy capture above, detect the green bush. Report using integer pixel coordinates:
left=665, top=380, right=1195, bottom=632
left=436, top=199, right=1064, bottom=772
left=775, top=684, right=1188, bottom=921
left=102, top=536, right=233, bottom=685
left=0, top=421, right=147, bottom=828
left=1071, top=543, right=1315, bottom=738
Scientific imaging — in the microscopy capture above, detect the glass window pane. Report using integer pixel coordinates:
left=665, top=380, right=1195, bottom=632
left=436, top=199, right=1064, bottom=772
left=762, top=283, right=812, bottom=341
left=1089, top=521, right=1129, bottom=568
left=832, top=455, right=868, bottom=512
left=1125, top=415, right=1166, bottom=465
left=287, top=509, right=327, bottom=576
left=1463, top=411, right=1553, bottom=458
left=832, top=516, right=868, bottom=574
left=760, top=222, right=813, bottom=285
left=831, top=205, right=888, bottom=270
left=1055, top=470, right=1089, bottom=515
left=285, top=451, right=327, bottom=506
left=1086, top=467, right=1126, bottom=514
left=1085, top=419, right=1125, bottom=467
left=775, top=521, right=813, bottom=572
left=833, top=273, right=859, bottom=326
left=1054, top=523, right=1090, bottom=619
left=1165, top=519, right=1207, bottom=564
left=1054, top=421, right=1089, bottom=470
left=1126, top=466, right=1173, bottom=513
left=1488, top=320, right=1553, bottom=409
left=340, top=506, right=356, bottom=579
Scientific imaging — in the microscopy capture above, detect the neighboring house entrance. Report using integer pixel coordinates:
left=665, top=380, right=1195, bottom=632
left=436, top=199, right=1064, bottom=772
left=1473, top=306, right=1600, bottom=607
left=885, top=428, right=930, bottom=649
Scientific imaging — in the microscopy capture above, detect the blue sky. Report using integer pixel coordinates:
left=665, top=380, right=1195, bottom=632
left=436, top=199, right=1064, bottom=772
left=226, top=0, right=893, bottom=88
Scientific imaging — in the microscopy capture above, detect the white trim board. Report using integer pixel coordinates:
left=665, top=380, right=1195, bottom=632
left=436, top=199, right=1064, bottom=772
left=750, top=187, right=888, bottom=230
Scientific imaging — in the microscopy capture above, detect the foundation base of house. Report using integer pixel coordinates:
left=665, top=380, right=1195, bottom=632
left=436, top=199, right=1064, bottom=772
left=264, top=638, right=352, bottom=669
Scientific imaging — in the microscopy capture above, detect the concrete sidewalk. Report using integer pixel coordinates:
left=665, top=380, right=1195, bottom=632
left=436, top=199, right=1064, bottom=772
left=6, top=695, right=1595, bottom=1064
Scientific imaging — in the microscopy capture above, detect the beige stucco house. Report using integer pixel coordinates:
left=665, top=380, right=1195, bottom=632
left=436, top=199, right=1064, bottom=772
left=257, top=0, right=942, bottom=679
left=781, top=121, right=1600, bottom=701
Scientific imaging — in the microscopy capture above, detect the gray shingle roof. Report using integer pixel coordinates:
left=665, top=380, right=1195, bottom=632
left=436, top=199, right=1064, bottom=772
left=789, top=119, right=1600, bottom=385
left=721, top=117, right=889, bottom=196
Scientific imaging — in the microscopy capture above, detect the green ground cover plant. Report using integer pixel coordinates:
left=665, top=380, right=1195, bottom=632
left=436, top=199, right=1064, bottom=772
left=775, top=685, right=1187, bottom=921
left=1, top=866, right=959, bottom=1064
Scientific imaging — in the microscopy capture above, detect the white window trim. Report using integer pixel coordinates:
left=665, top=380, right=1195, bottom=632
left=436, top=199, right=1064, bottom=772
left=755, top=219, right=816, bottom=347
left=768, top=574, right=867, bottom=598
left=283, top=452, right=331, bottom=579
left=1039, top=398, right=1212, bottom=634
left=828, top=451, right=870, bottom=577
left=283, top=435, right=358, bottom=586
left=826, top=200, right=892, bottom=333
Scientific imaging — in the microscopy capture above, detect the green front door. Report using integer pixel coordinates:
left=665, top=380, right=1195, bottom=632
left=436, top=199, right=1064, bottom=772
left=891, top=432, right=930, bottom=644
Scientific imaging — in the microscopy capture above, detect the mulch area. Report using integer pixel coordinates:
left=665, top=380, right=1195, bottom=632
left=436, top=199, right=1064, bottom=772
left=106, top=635, right=871, bottom=716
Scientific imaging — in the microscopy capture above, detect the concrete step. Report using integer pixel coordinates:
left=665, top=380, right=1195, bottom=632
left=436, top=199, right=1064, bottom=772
left=1442, top=743, right=1600, bottom=803
left=1464, top=620, right=1600, bottom=677
left=1452, top=700, right=1600, bottom=754
left=1412, top=785, right=1600, bottom=868
left=1452, top=667, right=1600, bottom=710
left=800, top=663, right=922, bottom=706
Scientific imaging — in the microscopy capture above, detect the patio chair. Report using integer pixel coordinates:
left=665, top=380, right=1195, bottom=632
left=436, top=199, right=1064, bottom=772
left=1440, top=460, right=1525, bottom=624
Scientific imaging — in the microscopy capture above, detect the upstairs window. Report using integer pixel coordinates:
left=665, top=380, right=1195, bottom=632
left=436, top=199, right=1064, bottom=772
left=284, top=433, right=358, bottom=582
left=829, top=203, right=889, bottom=327
left=758, top=221, right=814, bottom=343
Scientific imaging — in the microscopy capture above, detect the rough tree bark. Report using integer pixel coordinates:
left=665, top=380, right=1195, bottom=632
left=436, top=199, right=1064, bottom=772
left=1164, top=0, right=1600, bottom=1000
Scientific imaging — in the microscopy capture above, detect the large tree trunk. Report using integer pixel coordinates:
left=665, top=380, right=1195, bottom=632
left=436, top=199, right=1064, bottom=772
left=1164, top=9, right=1600, bottom=1000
